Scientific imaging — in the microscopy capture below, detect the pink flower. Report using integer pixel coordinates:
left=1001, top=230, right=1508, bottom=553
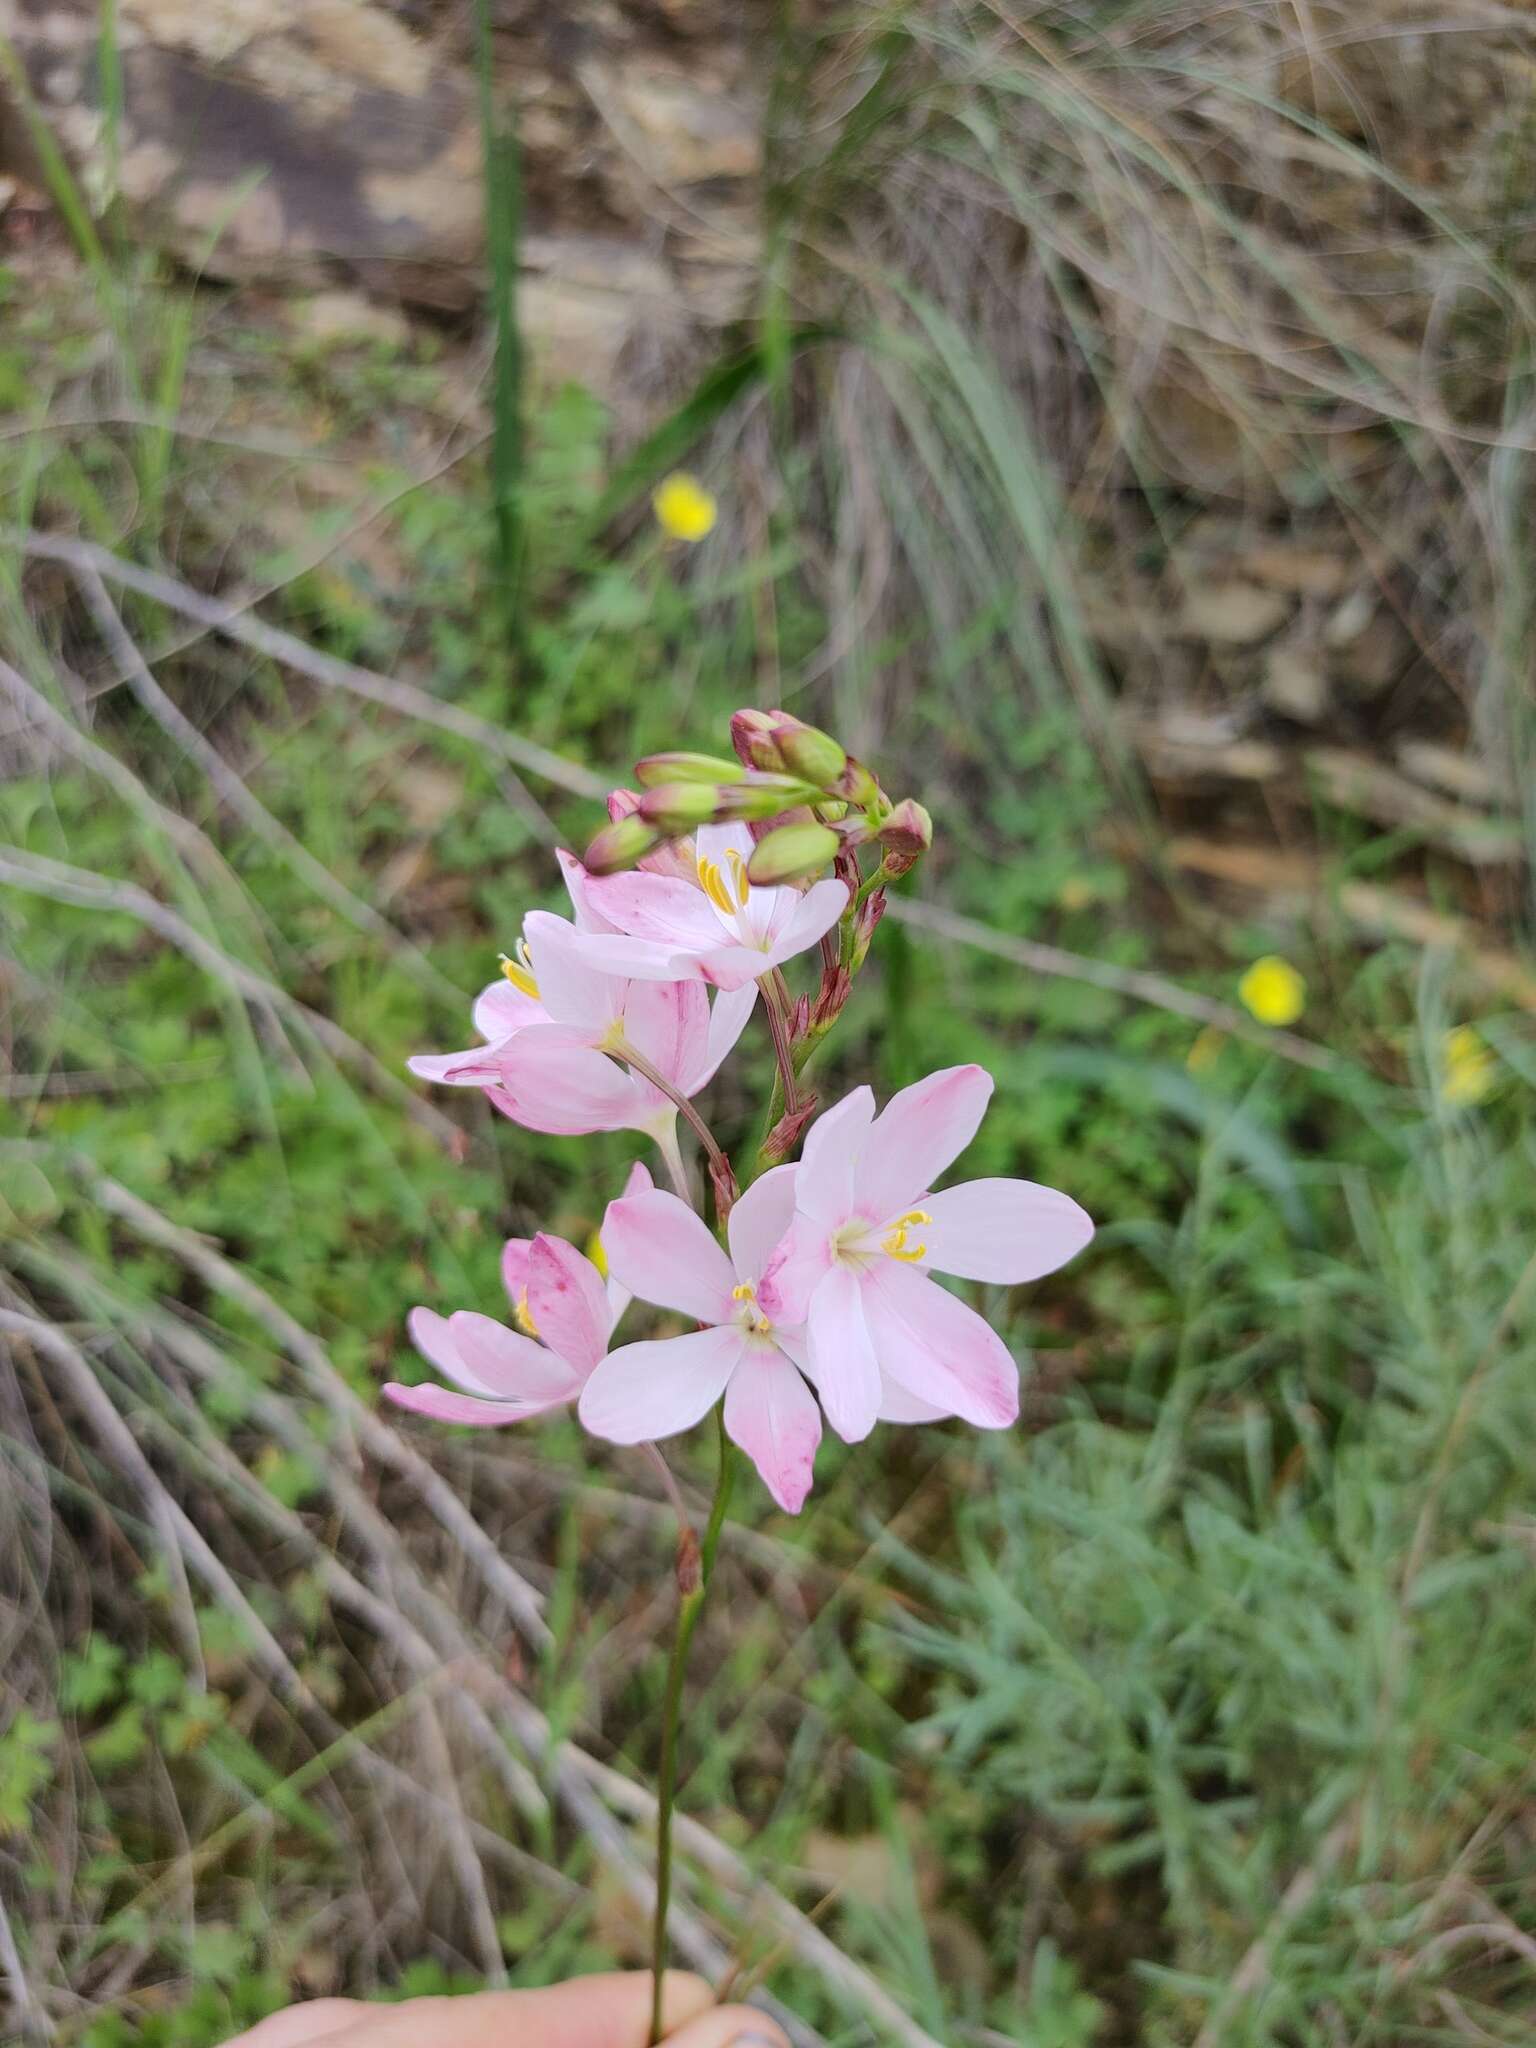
left=567, top=823, right=850, bottom=993
left=407, top=885, right=754, bottom=1140
left=384, top=1165, right=651, bottom=1426
left=761, top=1067, right=1093, bottom=1445
left=578, top=1169, right=824, bottom=1513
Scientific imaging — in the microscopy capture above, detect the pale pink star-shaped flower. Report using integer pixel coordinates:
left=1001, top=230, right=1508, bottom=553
left=566, top=823, right=849, bottom=993
left=384, top=1163, right=651, bottom=1425
left=761, top=1066, right=1094, bottom=1444
left=407, top=854, right=754, bottom=1140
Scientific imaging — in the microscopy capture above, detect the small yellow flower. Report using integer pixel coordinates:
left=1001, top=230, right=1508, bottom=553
left=652, top=471, right=717, bottom=543
left=1442, top=1025, right=1496, bottom=1107
left=1239, top=955, right=1305, bottom=1028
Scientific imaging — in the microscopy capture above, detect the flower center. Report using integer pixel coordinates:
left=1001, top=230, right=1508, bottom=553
left=831, top=1209, right=931, bottom=1268
left=697, top=846, right=752, bottom=925
left=730, top=1279, right=773, bottom=1336
left=499, top=934, right=540, bottom=1001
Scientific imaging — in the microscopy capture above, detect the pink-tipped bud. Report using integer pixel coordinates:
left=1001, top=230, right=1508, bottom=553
left=635, top=751, right=746, bottom=790
left=637, top=781, right=726, bottom=832
left=730, top=708, right=786, bottom=773
left=811, top=963, right=852, bottom=1030
left=607, top=787, right=643, bottom=822
left=584, top=813, right=662, bottom=874
left=877, top=798, right=933, bottom=875
left=830, top=754, right=882, bottom=807
left=746, top=820, right=841, bottom=885
left=758, top=1094, right=820, bottom=1166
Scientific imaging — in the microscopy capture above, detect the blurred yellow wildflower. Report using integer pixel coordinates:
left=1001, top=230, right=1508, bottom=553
left=1239, top=955, right=1305, bottom=1028
left=652, top=472, right=717, bottom=542
left=1442, top=1025, right=1495, bottom=1106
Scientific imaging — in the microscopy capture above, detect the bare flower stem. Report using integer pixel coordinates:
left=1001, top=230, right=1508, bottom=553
left=759, top=969, right=802, bottom=1119
left=650, top=1409, right=737, bottom=2045
left=611, top=1039, right=735, bottom=1210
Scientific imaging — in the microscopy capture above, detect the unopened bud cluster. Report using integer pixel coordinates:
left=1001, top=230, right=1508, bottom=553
left=584, top=708, right=933, bottom=891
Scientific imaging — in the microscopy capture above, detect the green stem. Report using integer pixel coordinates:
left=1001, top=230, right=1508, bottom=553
left=650, top=1413, right=737, bottom=2045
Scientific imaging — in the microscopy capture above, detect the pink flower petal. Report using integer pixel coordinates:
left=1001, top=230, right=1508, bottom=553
left=501, top=1238, right=534, bottom=1309
left=756, top=1211, right=826, bottom=1324
left=795, top=1086, right=876, bottom=1224
left=780, top=1319, right=947, bottom=1425
left=526, top=1234, right=611, bottom=1374
left=484, top=1029, right=651, bottom=1135
left=601, top=1188, right=738, bottom=1322
left=622, top=976, right=710, bottom=1097
left=764, top=878, right=850, bottom=971
left=688, top=980, right=757, bottom=1094
left=860, top=1262, right=1019, bottom=1429
left=921, top=1177, right=1094, bottom=1283
left=557, top=848, right=622, bottom=935
left=407, top=1045, right=511, bottom=1086
left=723, top=1343, right=821, bottom=1513
left=578, top=1326, right=746, bottom=1442
left=521, top=911, right=625, bottom=1032
left=406, top=1306, right=469, bottom=1382
left=604, top=1159, right=654, bottom=1326
left=727, top=1163, right=798, bottom=1287
left=384, top=1381, right=567, bottom=1427
left=472, top=978, right=546, bottom=1043
left=447, top=1310, right=587, bottom=1402
left=854, top=1065, right=994, bottom=1219
left=807, top=1265, right=883, bottom=1443
left=581, top=872, right=724, bottom=952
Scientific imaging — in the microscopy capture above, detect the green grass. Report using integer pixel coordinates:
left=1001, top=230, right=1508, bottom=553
left=4, top=4, right=1536, bottom=2040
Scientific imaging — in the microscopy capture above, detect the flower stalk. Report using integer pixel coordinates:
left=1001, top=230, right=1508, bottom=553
left=650, top=1410, right=737, bottom=2045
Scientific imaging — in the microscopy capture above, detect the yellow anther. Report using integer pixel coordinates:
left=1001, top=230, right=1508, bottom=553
left=499, top=935, right=540, bottom=1001
left=881, top=1227, right=927, bottom=1263
left=513, top=1286, right=540, bottom=1337
left=727, top=847, right=751, bottom=907
left=754, top=1314, right=771, bottom=1334
left=697, top=856, right=737, bottom=918
left=731, top=1282, right=756, bottom=1301
left=897, top=1209, right=931, bottom=1227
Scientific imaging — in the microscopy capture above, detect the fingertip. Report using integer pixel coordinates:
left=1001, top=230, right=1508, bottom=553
left=220, top=2001, right=367, bottom=2048
left=665, top=2003, right=791, bottom=2048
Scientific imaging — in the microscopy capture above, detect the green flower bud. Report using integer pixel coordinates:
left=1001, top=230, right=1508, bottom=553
left=638, top=782, right=725, bottom=832
left=635, top=751, right=746, bottom=789
left=746, top=821, right=842, bottom=885
left=713, top=774, right=823, bottom=821
left=776, top=722, right=847, bottom=789
left=584, top=814, right=662, bottom=874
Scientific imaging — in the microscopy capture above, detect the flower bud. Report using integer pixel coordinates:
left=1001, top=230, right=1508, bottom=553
left=877, top=798, right=933, bottom=875
left=584, top=813, right=662, bottom=874
left=635, top=751, right=746, bottom=790
left=830, top=754, right=882, bottom=807
left=730, top=708, right=786, bottom=773
left=776, top=722, right=848, bottom=789
left=711, top=774, right=822, bottom=821
left=746, top=820, right=841, bottom=885
left=758, top=1094, right=820, bottom=1166
left=606, top=787, right=642, bottom=822
left=637, top=781, right=726, bottom=832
